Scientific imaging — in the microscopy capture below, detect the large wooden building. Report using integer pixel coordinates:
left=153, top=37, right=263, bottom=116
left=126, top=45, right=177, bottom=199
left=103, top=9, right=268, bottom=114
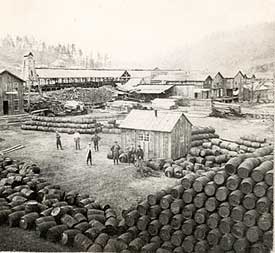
left=119, top=109, right=192, bottom=160
left=0, top=69, right=25, bottom=115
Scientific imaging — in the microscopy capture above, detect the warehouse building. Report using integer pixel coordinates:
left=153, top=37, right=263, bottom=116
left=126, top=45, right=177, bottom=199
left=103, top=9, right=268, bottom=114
left=120, top=109, right=192, bottom=160
left=0, top=69, right=25, bottom=115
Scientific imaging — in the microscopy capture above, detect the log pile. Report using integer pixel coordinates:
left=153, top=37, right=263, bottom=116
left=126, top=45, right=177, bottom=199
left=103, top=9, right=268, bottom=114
left=0, top=157, right=119, bottom=251
left=46, top=87, right=113, bottom=105
left=21, top=116, right=102, bottom=134
left=115, top=147, right=273, bottom=253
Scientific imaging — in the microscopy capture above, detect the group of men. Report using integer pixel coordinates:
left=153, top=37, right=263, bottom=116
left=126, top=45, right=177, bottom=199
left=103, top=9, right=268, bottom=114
left=55, top=131, right=144, bottom=167
left=55, top=131, right=101, bottom=166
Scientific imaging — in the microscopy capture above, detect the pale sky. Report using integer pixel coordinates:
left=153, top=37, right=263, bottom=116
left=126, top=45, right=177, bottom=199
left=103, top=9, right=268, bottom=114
left=0, top=0, right=274, bottom=66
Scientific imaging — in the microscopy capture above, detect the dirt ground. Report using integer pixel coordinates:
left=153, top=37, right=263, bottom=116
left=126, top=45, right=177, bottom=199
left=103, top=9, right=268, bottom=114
left=0, top=109, right=273, bottom=251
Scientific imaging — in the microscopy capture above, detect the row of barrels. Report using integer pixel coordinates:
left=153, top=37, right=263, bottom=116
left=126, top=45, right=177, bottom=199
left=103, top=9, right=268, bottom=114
left=190, top=127, right=219, bottom=148
left=25, top=121, right=100, bottom=129
left=117, top=150, right=273, bottom=253
left=21, top=125, right=101, bottom=134
left=0, top=157, right=120, bottom=252
left=31, top=115, right=97, bottom=124
left=102, top=128, right=121, bottom=134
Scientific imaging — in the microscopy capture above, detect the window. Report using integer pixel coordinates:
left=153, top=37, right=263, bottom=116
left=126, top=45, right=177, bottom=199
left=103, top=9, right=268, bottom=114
left=144, top=133, right=149, bottom=141
left=13, top=99, right=19, bottom=111
left=138, top=132, right=150, bottom=142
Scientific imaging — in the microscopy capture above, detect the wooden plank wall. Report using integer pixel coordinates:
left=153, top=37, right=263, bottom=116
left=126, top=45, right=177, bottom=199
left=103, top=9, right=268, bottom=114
left=171, top=115, right=192, bottom=159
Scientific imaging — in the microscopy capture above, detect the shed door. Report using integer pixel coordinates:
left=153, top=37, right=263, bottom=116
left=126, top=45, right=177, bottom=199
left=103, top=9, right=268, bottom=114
left=137, top=131, right=150, bottom=160
left=3, top=101, right=8, bottom=115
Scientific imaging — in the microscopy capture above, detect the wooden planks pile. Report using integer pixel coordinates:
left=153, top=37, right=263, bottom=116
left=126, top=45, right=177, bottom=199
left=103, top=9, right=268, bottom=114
left=21, top=116, right=102, bottom=134
left=210, top=100, right=242, bottom=118
left=116, top=146, right=273, bottom=253
left=0, top=157, right=119, bottom=252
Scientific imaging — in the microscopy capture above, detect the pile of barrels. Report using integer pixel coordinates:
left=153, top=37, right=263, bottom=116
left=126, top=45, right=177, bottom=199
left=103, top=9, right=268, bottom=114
left=21, top=116, right=102, bottom=134
left=190, top=127, right=219, bottom=148
left=102, top=120, right=121, bottom=134
left=236, top=135, right=269, bottom=153
left=0, top=157, right=120, bottom=252
left=117, top=146, right=273, bottom=253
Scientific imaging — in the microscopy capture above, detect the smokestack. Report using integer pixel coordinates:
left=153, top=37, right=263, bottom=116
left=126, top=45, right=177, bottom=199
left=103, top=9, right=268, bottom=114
left=154, top=109, right=158, bottom=117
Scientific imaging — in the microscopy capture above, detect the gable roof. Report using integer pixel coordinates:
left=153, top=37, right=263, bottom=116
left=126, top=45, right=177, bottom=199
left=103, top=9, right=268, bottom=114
left=0, top=69, right=25, bottom=82
left=215, top=72, right=224, bottom=79
left=234, top=70, right=245, bottom=78
left=133, top=85, right=174, bottom=94
left=119, top=109, right=191, bottom=132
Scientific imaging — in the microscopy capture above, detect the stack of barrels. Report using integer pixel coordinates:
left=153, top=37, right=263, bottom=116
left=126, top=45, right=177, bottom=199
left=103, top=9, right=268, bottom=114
left=165, top=130, right=272, bottom=179
left=102, top=120, right=121, bottom=134
left=21, top=116, right=102, bottom=134
left=236, top=135, right=269, bottom=153
left=190, top=127, right=219, bottom=148
left=117, top=145, right=273, bottom=253
left=0, top=157, right=119, bottom=252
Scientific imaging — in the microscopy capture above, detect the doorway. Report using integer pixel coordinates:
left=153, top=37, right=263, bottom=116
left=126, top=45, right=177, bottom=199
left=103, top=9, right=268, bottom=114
left=3, top=101, right=8, bottom=115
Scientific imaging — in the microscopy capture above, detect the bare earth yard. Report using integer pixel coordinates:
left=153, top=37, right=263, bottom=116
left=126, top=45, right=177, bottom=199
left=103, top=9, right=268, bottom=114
left=0, top=112, right=273, bottom=251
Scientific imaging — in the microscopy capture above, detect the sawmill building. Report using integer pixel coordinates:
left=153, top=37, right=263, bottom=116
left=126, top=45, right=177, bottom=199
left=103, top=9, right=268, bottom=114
left=0, top=69, right=25, bottom=115
left=120, top=109, right=192, bottom=160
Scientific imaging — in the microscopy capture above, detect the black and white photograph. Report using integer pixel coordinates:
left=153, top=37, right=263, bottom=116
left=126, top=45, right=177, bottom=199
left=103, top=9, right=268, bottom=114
left=0, top=0, right=274, bottom=252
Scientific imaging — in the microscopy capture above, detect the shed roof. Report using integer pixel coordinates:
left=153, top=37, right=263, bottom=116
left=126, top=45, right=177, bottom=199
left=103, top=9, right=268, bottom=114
left=0, top=69, right=25, bottom=82
left=120, top=109, right=191, bottom=132
left=36, top=68, right=128, bottom=79
left=134, top=85, right=174, bottom=94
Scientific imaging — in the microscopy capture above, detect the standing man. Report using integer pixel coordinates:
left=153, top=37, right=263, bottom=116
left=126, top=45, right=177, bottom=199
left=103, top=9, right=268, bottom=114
left=91, top=133, right=101, bottom=152
left=86, top=143, right=92, bottom=165
left=56, top=131, right=63, bottom=150
left=111, top=141, right=120, bottom=165
left=73, top=131, right=81, bottom=150
left=136, top=145, right=144, bottom=166
left=127, top=144, right=136, bottom=165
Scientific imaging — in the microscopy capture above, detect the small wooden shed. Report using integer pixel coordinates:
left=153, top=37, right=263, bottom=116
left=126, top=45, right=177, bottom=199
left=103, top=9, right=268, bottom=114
left=119, top=109, right=192, bottom=160
left=0, top=69, right=25, bottom=116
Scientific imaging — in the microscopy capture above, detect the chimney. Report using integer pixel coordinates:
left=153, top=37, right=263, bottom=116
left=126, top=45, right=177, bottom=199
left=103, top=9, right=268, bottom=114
left=154, top=109, right=158, bottom=117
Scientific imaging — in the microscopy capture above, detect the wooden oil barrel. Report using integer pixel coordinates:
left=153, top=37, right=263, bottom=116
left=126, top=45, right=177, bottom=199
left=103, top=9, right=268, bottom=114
left=160, top=194, right=174, bottom=209
left=19, top=212, right=39, bottom=229
left=182, top=235, right=195, bottom=253
left=87, top=243, right=103, bottom=252
left=148, top=220, right=161, bottom=236
left=207, top=228, right=221, bottom=246
left=125, top=210, right=139, bottom=227
left=149, top=205, right=162, bottom=218
left=74, top=221, right=90, bottom=232
left=219, top=217, right=233, bottom=234
left=129, top=238, right=146, bottom=252
left=182, top=204, right=196, bottom=219
left=8, top=210, right=25, bottom=227
left=207, top=213, right=220, bottom=229
left=251, top=161, right=273, bottom=182
left=182, top=188, right=195, bottom=203
left=194, top=192, right=207, bottom=208
left=73, top=233, right=93, bottom=251
left=74, top=212, right=87, bottom=223
left=159, top=209, right=172, bottom=225
left=147, top=190, right=166, bottom=206
left=46, top=224, right=68, bottom=242
left=182, top=219, right=195, bottom=236
left=137, top=215, right=150, bottom=231
left=181, top=173, right=197, bottom=190
left=231, top=205, right=245, bottom=222
left=226, top=175, right=241, bottom=191
left=194, top=208, right=208, bottom=224
left=137, top=201, right=149, bottom=215
left=94, top=233, right=109, bottom=248
left=215, top=186, right=229, bottom=202
left=246, top=226, right=263, bottom=243
left=61, top=214, right=78, bottom=228
left=228, top=190, right=243, bottom=206
left=36, top=221, right=57, bottom=237
left=171, top=230, right=184, bottom=246
left=159, top=225, right=173, bottom=241
left=194, top=224, right=209, bottom=240
left=61, top=229, right=81, bottom=245
left=218, top=202, right=231, bottom=218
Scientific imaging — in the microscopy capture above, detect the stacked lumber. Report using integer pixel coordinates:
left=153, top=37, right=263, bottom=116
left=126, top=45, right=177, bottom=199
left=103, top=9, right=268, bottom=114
left=21, top=116, right=102, bottom=134
left=210, top=101, right=243, bottom=118
left=190, top=127, right=219, bottom=148
left=0, top=157, right=119, bottom=251
left=115, top=147, right=273, bottom=253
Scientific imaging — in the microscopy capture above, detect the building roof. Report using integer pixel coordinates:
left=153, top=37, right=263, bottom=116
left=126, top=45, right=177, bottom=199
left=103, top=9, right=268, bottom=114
left=120, top=109, right=191, bottom=132
left=36, top=68, right=128, bottom=79
left=0, top=69, right=25, bottom=82
left=134, top=85, right=174, bottom=94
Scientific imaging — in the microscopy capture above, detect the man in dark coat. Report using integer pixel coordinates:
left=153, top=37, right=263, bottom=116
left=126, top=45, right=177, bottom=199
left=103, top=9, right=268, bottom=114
left=111, top=141, right=121, bottom=165
left=86, top=143, right=92, bottom=165
left=91, top=133, right=101, bottom=152
left=56, top=131, right=63, bottom=150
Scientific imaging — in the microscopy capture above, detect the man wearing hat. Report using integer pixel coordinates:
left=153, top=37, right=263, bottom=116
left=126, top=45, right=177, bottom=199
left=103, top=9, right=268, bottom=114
left=136, top=144, right=144, bottom=168
left=111, top=141, right=121, bottom=165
